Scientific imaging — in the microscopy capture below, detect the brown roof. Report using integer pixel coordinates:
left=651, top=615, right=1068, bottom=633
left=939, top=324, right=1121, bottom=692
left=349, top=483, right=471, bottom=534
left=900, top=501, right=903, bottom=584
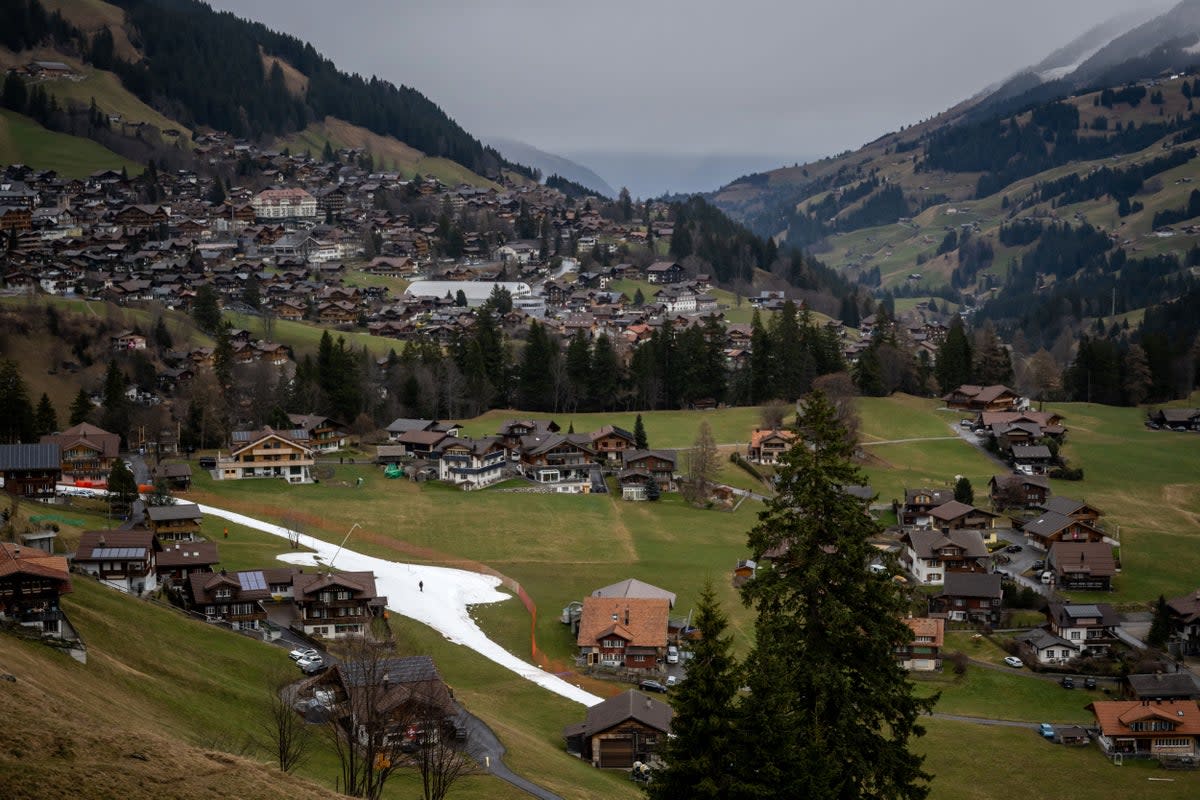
left=576, top=596, right=669, bottom=649
left=563, top=689, right=672, bottom=739
left=1048, top=542, right=1116, bottom=578
left=929, top=500, right=996, bottom=522
left=188, top=569, right=278, bottom=604
left=396, top=429, right=449, bottom=447
left=292, top=570, right=378, bottom=600
left=1168, top=589, right=1200, bottom=624
left=903, top=529, right=989, bottom=560
left=75, top=529, right=159, bottom=561
left=1088, top=700, right=1200, bottom=737
left=903, top=616, right=945, bottom=646
left=41, top=422, right=120, bottom=459
left=749, top=428, right=796, bottom=449
left=0, top=543, right=71, bottom=587
left=156, top=540, right=220, bottom=568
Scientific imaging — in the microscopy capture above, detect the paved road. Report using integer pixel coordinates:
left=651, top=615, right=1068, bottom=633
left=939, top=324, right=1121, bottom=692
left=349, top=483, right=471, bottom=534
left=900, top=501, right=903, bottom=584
left=931, top=712, right=1039, bottom=729
left=461, top=703, right=564, bottom=800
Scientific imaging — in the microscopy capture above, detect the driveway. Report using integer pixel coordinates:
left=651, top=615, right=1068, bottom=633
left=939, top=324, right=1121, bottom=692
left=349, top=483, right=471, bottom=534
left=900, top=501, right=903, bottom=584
left=460, top=703, right=563, bottom=800
left=989, top=531, right=1053, bottom=597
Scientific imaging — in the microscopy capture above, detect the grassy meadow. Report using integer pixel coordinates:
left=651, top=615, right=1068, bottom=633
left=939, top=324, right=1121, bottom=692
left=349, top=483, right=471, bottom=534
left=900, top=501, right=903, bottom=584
left=0, top=109, right=140, bottom=178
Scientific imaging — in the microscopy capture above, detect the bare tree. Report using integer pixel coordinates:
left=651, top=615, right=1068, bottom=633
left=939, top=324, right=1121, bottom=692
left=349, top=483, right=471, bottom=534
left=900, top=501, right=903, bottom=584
left=760, top=400, right=790, bottom=431
left=684, top=421, right=719, bottom=505
left=325, top=639, right=461, bottom=800
left=262, top=672, right=311, bottom=773
left=414, top=700, right=473, bottom=800
left=811, top=373, right=860, bottom=448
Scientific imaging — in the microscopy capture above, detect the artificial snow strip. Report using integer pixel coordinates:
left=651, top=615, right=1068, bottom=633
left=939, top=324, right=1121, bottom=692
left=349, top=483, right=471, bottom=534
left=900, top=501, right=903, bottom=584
left=195, top=502, right=604, bottom=707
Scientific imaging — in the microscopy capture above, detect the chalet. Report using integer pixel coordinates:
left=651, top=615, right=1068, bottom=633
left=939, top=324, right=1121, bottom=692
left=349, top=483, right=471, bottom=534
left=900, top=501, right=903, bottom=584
left=591, top=578, right=676, bottom=609
left=897, top=616, right=945, bottom=671
left=1022, top=511, right=1105, bottom=548
left=292, top=570, right=386, bottom=639
left=1047, top=541, right=1116, bottom=591
left=1040, top=496, right=1104, bottom=526
left=1010, top=444, right=1053, bottom=474
left=563, top=690, right=672, bottom=768
left=620, top=449, right=677, bottom=491
left=942, top=384, right=1022, bottom=412
left=155, top=462, right=193, bottom=490
left=987, top=474, right=1050, bottom=509
left=145, top=503, right=204, bottom=542
left=1166, top=589, right=1200, bottom=656
left=519, top=434, right=597, bottom=489
left=312, top=654, right=456, bottom=747
left=931, top=572, right=1002, bottom=624
left=644, top=261, right=684, bottom=284
left=1088, top=700, right=1200, bottom=760
left=188, top=568, right=278, bottom=629
left=0, top=543, right=76, bottom=639
left=1015, top=628, right=1080, bottom=666
left=898, top=488, right=954, bottom=527
left=0, top=443, right=60, bottom=498
left=434, top=436, right=507, bottom=490
left=495, top=419, right=558, bottom=451
left=1126, top=673, right=1200, bottom=702
left=589, top=425, right=637, bottom=462
left=576, top=596, right=670, bottom=670
left=393, top=429, right=449, bottom=458
left=927, top=501, right=1001, bottom=539
left=41, top=423, right=120, bottom=486
left=155, top=540, right=220, bottom=583
left=0, top=206, right=32, bottom=232
left=110, top=330, right=147, bottom=351
left=386, top=418, right=454, bottom=441
left=747, top=428, right=796, bottom=465
left=287, top=413, right=348, bottom=453
left=74, top=529, right=161, bottom=594
left=1149, top=407, right=1200, bottom=431
left=901, top=529, right=989, bottom=585
left=113, top=204, right=169, bottom=229
left=216, top=427, right=314, bottom=483
left=1045, top=602, right=1120, bottom=655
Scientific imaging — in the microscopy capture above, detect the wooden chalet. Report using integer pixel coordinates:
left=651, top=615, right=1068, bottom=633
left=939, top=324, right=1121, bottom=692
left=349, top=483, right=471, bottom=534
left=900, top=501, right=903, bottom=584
left=0, top=443, right=60, bottom=498
left=563, top=690, right=672, bottom=768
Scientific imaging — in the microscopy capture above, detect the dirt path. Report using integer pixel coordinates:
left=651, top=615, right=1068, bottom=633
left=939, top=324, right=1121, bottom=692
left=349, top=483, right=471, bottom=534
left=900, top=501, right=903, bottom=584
left=861, top=436, right=962, bottom=446
left=605, top=492, right=639, bottom=561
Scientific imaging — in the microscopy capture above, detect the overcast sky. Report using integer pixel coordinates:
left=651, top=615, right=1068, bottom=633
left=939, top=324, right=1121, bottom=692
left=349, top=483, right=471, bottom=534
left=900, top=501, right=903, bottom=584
left=206, top=0, right=1159, bottom=162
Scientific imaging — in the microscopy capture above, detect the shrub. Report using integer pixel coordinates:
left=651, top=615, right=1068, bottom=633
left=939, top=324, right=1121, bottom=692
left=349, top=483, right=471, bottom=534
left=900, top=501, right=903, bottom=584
left=1049, top=466, right=1084, bottom=480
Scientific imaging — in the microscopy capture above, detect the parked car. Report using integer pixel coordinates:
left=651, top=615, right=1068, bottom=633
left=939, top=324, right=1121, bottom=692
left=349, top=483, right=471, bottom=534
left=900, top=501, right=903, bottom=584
left=297, top=656, right=325, bottom=674
left=666, top=645, right=679, bottom=664
left=1084, top=676, right=1097, bottom=690
left=1060, top=676, right=1075, bottom=689
left=960, top=419, right=974, bottom=428
left=1041, top=571, right=1055, bottom=584
left=639, top=680, right=668, bottom=693
left=1030, top=560, right=1045, bottom=572
left=1039, top=723, right=1056, bottom=740
left=289, top=647, right=319, bottom=661
left=1005, top=544, right=1023, bottom=553
left=1003, top=656, right=1023, bottom=668
left=666, top=675, right=678, bottom=687
left=198, top=456, right=217, bottom=469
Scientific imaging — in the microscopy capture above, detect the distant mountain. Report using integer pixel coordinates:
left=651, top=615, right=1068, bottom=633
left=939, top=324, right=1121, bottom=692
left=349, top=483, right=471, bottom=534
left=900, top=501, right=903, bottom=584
left=487, top=137, right=616, bottom=198
left=563, top=150, right=801, bottom=200
left=973, top=1, right=1199, bottom=120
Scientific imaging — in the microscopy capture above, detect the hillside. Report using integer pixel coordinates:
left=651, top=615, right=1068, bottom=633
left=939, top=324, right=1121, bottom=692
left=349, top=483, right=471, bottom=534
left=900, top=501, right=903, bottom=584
left=0, top=108, right=138, bottom=177
left=487, top=137, right=617, bottom=198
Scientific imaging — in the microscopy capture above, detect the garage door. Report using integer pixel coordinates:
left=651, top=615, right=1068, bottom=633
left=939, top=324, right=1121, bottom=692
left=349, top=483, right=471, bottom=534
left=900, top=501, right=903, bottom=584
left=599, top=736, right=634, bottom=768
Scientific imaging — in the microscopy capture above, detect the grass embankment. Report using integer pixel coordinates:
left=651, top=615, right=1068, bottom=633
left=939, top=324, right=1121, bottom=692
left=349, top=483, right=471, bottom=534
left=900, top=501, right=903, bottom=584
left=0, top=109, right=140, bottom=178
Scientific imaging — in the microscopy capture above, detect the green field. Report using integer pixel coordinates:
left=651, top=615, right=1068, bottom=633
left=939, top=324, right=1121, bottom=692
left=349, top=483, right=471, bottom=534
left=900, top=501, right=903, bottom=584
left=0, top=109, right=140, bottom=178
left=40, top=67, right=192, bottom=143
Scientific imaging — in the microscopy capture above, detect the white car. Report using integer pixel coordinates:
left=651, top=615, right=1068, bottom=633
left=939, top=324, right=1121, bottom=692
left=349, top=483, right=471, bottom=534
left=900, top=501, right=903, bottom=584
left=297, top=656, right=325, bottom=674
left=289, top=647, right=319, bottom=661
left=666, top=645, right=679, bottom=664
left=1003, top=656, right=1023, bottom=668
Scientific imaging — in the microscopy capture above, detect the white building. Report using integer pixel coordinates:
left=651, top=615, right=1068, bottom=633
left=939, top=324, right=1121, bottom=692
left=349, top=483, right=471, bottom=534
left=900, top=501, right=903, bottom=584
left=251, top=188, right=317, bottom=220
left=404, top=280, right=532, bottom=308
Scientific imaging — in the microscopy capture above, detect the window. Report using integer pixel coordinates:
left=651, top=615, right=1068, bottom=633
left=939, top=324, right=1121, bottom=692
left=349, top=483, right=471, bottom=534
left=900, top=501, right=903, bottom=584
left=1156, top=738, right=1190, bottom=748
left=215, top=589, right=232, bottom=600
left=1069, top=631, right=1081, bottom=640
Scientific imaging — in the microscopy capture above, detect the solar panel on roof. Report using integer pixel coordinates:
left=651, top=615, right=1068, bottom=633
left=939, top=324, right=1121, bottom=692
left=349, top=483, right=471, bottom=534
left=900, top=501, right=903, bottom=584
left=238, top=571, right=266, bottom=591
left=92, top=547, right=146, bottom=559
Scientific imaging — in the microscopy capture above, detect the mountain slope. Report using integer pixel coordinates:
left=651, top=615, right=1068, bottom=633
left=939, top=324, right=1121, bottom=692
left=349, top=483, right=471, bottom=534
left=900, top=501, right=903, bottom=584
left=0, top=108, right=138, bottom=177
left=487, top=137, right=616, bottom=197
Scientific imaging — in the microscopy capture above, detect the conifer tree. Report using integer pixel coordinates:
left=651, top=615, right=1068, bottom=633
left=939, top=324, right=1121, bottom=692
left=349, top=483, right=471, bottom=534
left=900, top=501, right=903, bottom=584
left=633, top=413, right=648, bottom=450
left=935, top=315, right=973, bottom=393
left=588, top=334, right=620, bottom=411
left=100, top=359, right=130, bottom=444
left=1147, top=595, right=1172, bottom=650
left=34, top=392, right=57, bottom=436
left=954, top=476, right=974, bottom=505
left=0, top=359, right=35, bottom=443
left=736, top=390, right=935, bottom=799
left=648, top=578, right=739, bottom=799
left=69, top=388, right=93, bottom=426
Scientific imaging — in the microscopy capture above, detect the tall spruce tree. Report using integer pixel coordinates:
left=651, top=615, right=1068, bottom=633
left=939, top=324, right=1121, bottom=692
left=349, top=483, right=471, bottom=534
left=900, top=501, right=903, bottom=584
left=69, top=387, right=93, bottom=426
left=648, top=579, right=739, bottom=799
left=0, top=359, right=35, bottom=443
left=633, top=413, right=648, bottom=450
left=736, top=390, right=934, bottom=799
left=935, top=316, right=973, bottom=393
left=34, top=392, right=57, bottom=436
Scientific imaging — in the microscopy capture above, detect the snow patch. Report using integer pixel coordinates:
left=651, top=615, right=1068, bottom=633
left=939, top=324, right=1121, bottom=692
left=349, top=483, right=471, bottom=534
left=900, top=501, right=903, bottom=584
left=195, top=502, right=605, bottom=707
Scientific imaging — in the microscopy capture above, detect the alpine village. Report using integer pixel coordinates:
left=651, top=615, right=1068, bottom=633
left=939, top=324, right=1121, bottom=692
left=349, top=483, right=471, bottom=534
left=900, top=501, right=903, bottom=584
left=1, top=2, right=1200, bottom=800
